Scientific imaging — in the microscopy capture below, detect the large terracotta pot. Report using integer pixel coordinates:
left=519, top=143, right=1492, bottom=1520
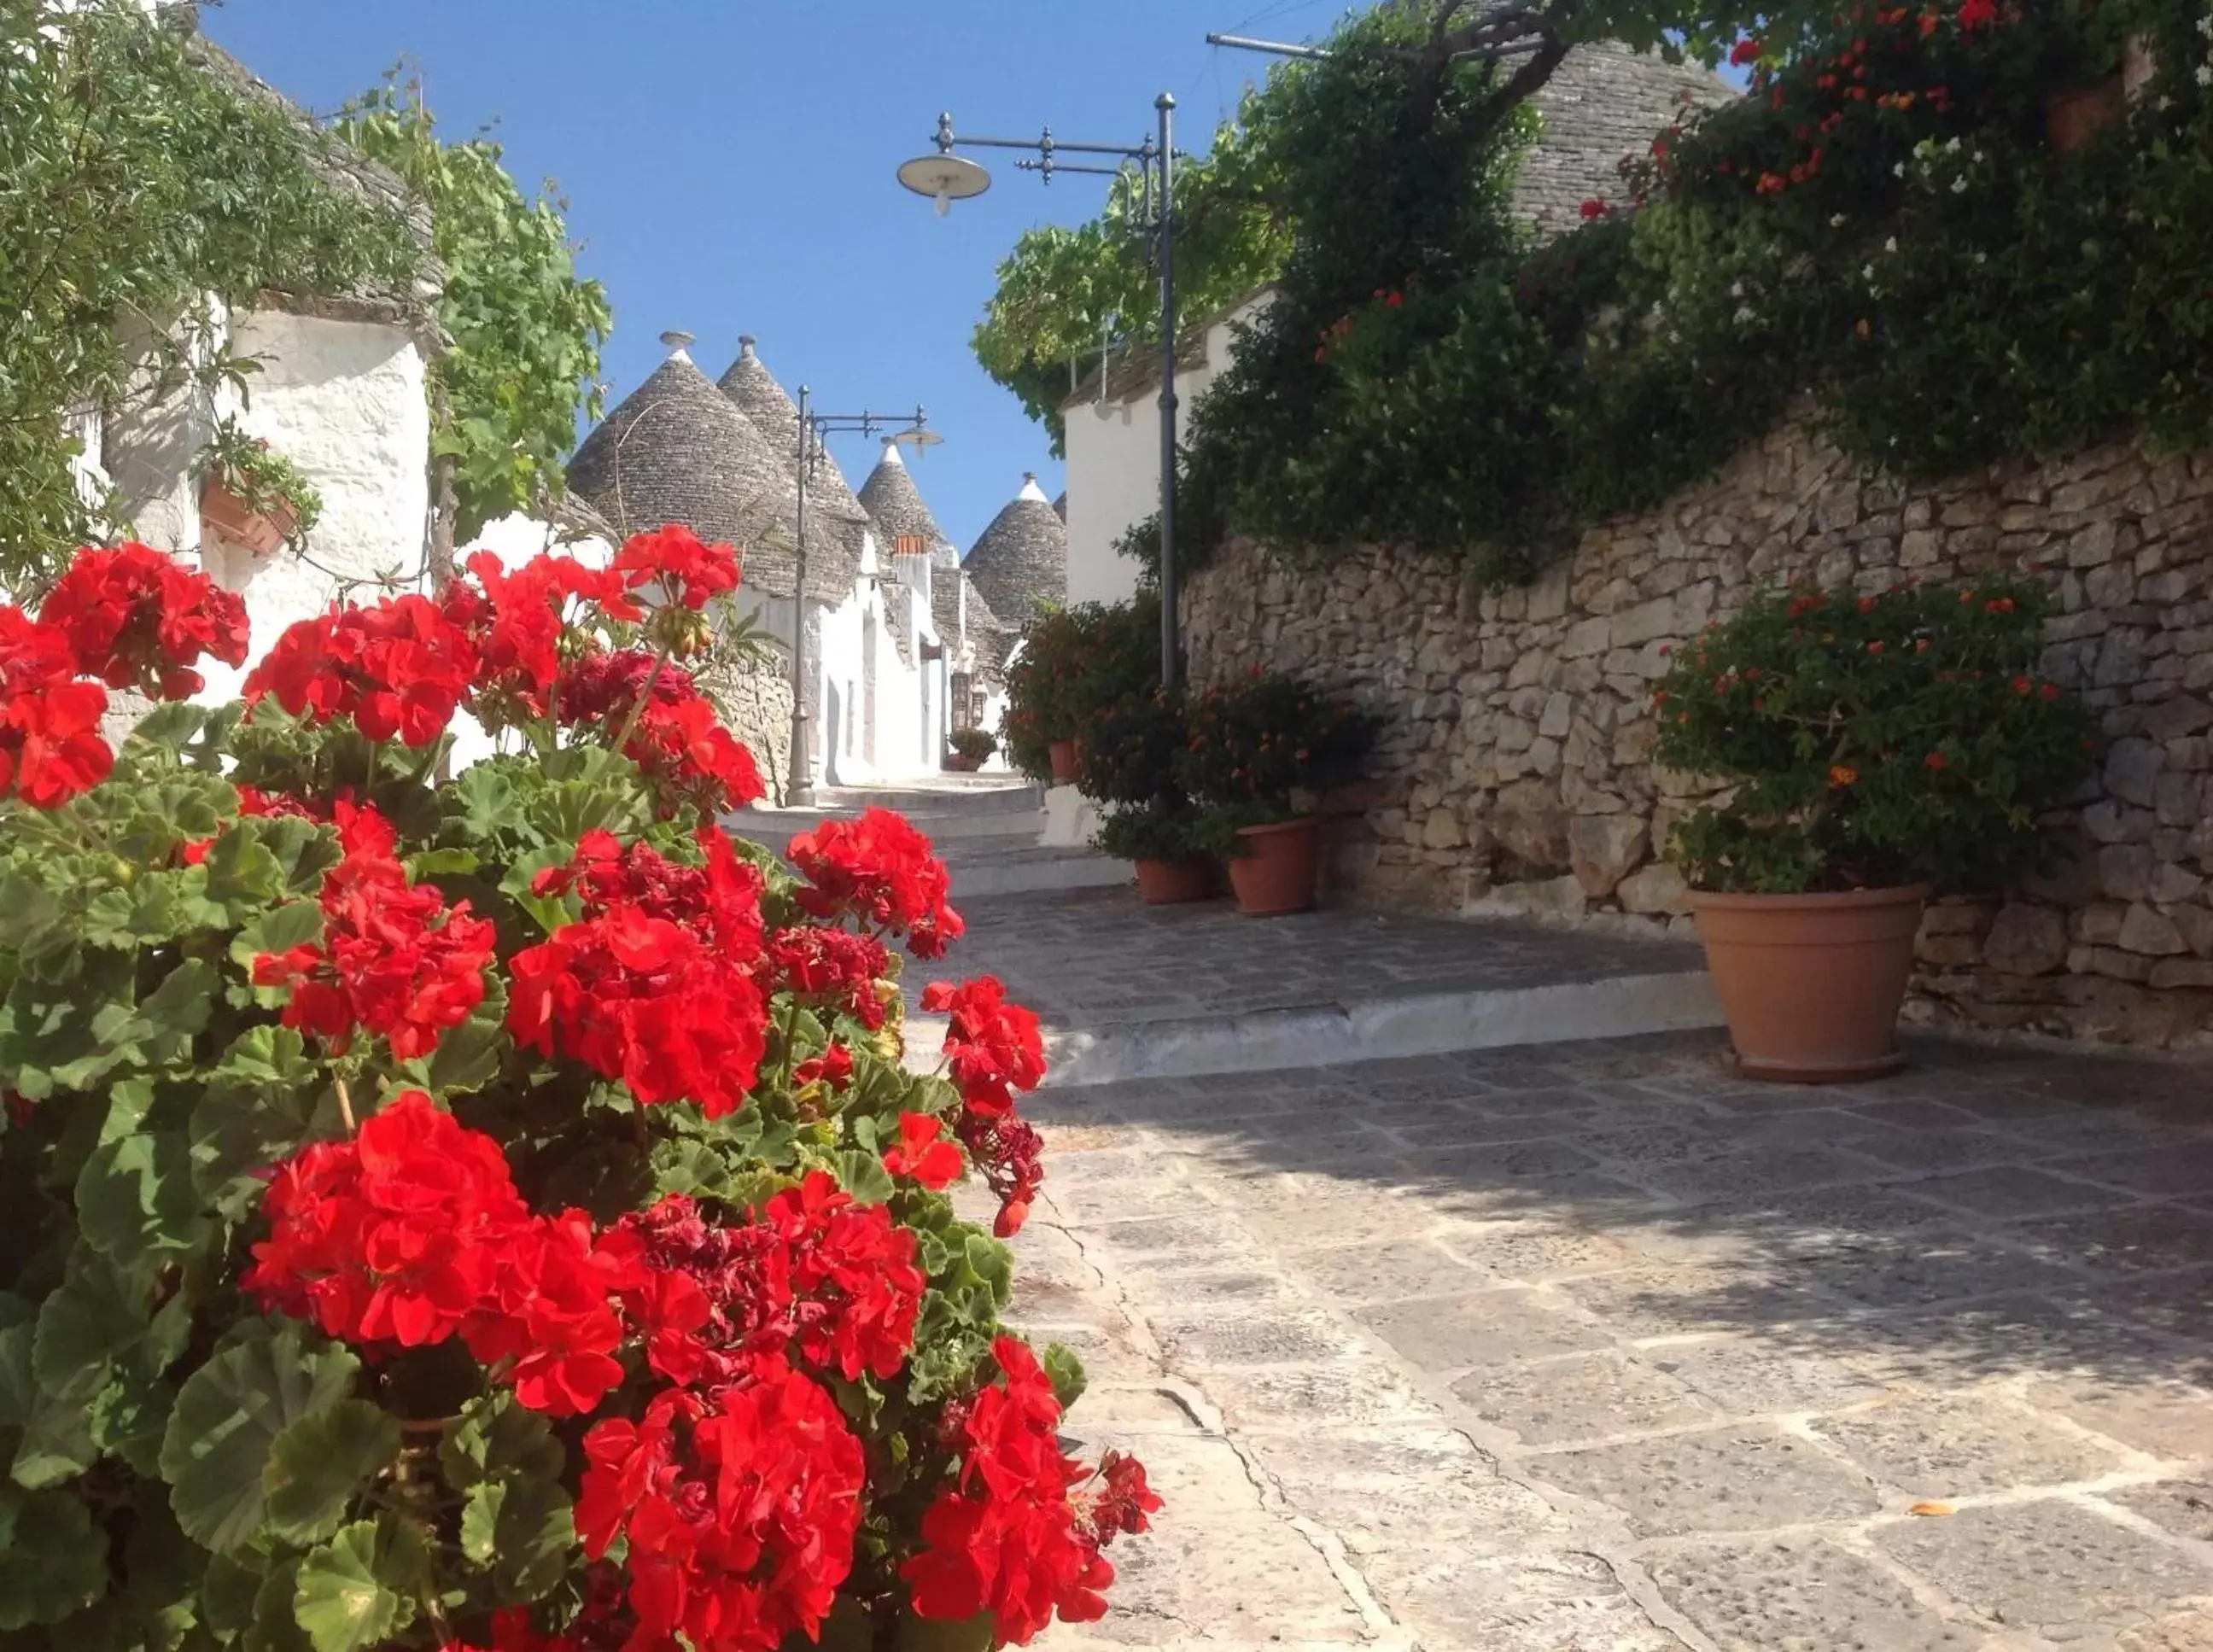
left=1133, top=856, right=1215, bottom=905
left=1228, top=817, right=1319, bottom=917
left=200, top=476, right=296, bottom=556
left=1048, top=739, right=1078, bottom=783
left=943, top=753, right=983, bottom=773
left=1690, top=884, right=1930, bottom=1083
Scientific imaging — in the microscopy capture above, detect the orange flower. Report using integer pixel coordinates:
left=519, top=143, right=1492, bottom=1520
left=1830, top=764, right=1858, bottom=787
left=2012, top=674, right=2033, bottom=695
left=1924, top=750, right=1948, bottom=771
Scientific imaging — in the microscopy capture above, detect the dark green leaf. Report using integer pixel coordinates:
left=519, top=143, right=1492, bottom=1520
left=159, top=1321, right=360, bottom=1553
left=436, top=1392, right=563, bottom=1491
left=291, top=1516, right=423, bottom=1652
left=0, top=1487, right=110, bottom=1630
left=262, top=1400, right=400, bottom=1547
left=74, top=1130, right=210, bottom=1270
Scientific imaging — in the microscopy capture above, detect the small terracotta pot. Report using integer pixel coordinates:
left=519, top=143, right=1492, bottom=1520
left=1690, top=884, right=1930, bottom=1083
left=1048, top=738, right=1078, bottom=783
left=200, top=476, right=295, bottom=555
left=2047, top=74, right=2125, bottom=153
left=1133, top=856, right=1215, bottom=905
left=943, top=753, right=983, bottom=773
left=1229, top=817, right=1320, bottom=917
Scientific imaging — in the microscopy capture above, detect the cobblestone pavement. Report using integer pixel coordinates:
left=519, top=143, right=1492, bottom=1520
left=925, top=890, right=1703, bottom=1025
left=1002, top=1032, right=2213, bottom=1651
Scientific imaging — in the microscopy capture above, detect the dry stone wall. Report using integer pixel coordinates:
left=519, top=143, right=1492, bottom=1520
left=1183, top=420, right=2213, bottom=1048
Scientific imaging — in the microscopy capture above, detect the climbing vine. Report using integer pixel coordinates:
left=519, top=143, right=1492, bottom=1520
left=0, top=0, right=420, bottom=591
left=334, top=77, right=612, bottom=543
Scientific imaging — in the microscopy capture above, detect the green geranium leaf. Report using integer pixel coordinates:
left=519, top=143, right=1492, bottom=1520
left=0, top=1487, right=110, bottom=1630
left=192, top=1025, right=337, bottom=1217
left=247, top=1561, right=312, bottom=1652
left=231, top=902, right=324, bottom=977
left=75, top=1130, right=209, bottom=1270
left=263, top=1400, right=400, bottom=1547
left=1042, top=1342, right=1088, bottom=1411
left=405, top=847, right=479, bottom=879
left=292, top=1516, right=424, bottom=1652
left=460, top=1475, right=575, bottom=1603
left=126, top=703, right=209, bottom=756
left=0, top=876, right=61, bottom=951
left=403, top=975, right=508, bottom=1098
left=8, top=1319, right=98, bottom=1486
left=32, top=1252, right=149, bottom=1399
left=160, top=1321, right=359, bottom=1553
left=87, top=1369, right=176, bottom=1479
left=201, top=1551, right=267, bottom=1640
left=437, top=1392, right=563, bottom=1491
left=833, top=1149, right=896, bottom=1207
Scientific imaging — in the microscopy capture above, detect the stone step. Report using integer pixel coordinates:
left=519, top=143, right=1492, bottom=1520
left=939, top=845, right=1131, bottom=900
left=902, top=886, right=1723, bottom=1088
left=735, top=805, right=1042, bottom=853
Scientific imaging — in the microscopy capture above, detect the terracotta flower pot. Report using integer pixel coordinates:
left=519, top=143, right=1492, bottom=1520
left=1133, top=856, right=1215, bottom=905
left=1048, top=739, right=1078, bottom=783
left=1690, top=884, right=1930, bottom=1083
left=944, top=753, right=983, bottom=773
left=1229, top=817, right=1320, bottom=917
left=2047, top=73, right=2124, bottom=153
left=200, top=476, right=295, bottom=556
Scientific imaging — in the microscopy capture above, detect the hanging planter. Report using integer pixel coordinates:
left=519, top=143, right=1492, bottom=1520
left=193, top=417, right=319, bottom=556
left=199, top=471, right=297, bottom=556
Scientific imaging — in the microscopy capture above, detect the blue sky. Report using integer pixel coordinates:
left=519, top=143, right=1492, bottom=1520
left=201, top=1, right=1357, bottom=555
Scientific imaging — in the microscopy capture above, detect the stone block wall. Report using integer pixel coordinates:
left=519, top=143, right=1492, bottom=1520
left=1182, top=420, right=2213, bottom=1048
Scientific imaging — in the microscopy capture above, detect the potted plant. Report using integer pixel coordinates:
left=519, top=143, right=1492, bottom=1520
left=1001, top=606, right=1083, bottom=782
left=1096, top=800, right=1230, bottom=903
left=1181, top=671, right=1377, bottom=917
left=1653, top=576, right=2095, bottom=1081
left=194, top=415, right=323, bottom=553
left=1080, top=685, right=1223, bottom=903
left=0, top=534, right=1158, bottom=1652
left=946, top=726, right=997, bottom=772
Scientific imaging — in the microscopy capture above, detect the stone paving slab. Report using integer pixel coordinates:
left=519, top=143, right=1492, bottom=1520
left=1014, top=1030, right=2213, bottom=1649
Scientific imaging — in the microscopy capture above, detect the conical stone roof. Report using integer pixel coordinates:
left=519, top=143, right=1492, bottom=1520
left=964, top=474, right=1066, bottom=628
left=858, top=440, right=955, bottom=561
left=718, top=338, right=872, bottom=602
left=566, top=344, right=797, bottom=554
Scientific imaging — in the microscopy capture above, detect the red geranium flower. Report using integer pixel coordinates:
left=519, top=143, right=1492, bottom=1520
left=612, top=524, right=741, bottom=610
left=246, top=593, right=478, bottom=746
left=0, top=606, right=111, bottom=808
left=38, top=541, right=248, bottom=698
left=884, top=1111, right=963, bottom=1189
left=788, top=807, right=963, bottom=958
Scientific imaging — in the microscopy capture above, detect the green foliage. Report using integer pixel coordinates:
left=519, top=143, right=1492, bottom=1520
left=1653, top=576, right=2097, bottom=893
left=1179, top=671, right=1378, bottom=820
left=947, top=726, right=997, bottom=762
left=0, top=1, right=420, bottom=588
left=334, top=76, right=612, bottom=541
left=1092, top=798, right=1234, bottom=864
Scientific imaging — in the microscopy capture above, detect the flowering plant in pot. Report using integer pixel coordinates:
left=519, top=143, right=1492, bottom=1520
left=0, top=533, right=1154, bottom=1650
left=1179, top=671, right=1377, bottom=917
left=946, top=725, right=997, bottom=773
left=194, top=416, right=324, bottom=554
left=1000, top=607, right=1083, bottom=782
left=1653, top=575, right=2094, bottom=1080
left=1078, top=686, right=1221, bottom=904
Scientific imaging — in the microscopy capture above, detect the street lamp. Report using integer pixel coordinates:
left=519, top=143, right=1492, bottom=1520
left=898, top=97, right=1183, bottom=692
left=785, top=389, right=933, bottom=809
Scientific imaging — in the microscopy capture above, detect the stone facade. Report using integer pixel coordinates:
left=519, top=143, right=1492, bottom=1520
left=1183, top=420, right=2213, bottom=1048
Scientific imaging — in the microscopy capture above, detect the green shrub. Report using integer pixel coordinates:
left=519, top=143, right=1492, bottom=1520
left=1180, top=671, right=1378, bottom=822
left=1653, top=575, right=2098, bottom=894
left=1093, top=798, right=1235, bottom=863
left=949, top=725, right=997, bottom=762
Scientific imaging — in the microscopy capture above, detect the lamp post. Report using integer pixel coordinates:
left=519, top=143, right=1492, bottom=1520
left=785, top=389, right=932, bottom=809
left=897, top=96, right=1182, bottom=692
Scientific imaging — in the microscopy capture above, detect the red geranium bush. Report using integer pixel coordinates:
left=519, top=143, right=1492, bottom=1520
left=0, top=532, right=1153, bottom=1651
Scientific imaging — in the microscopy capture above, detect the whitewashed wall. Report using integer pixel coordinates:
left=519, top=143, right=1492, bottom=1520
left=1061, top=292, right=1271, bottom=606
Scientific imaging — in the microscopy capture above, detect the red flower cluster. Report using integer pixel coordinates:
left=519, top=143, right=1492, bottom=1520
left=760, top=924, right=892, bottom=1029
left=532, top=827, right=766, bottom=958
left=0, top=606, right=111, bottom=808
left=615, top=1177, right=925, bottom=1388
left=576, top=1358, right=862, bottom=1652
left=254, top=803, right=495, bottom=1059
left=922, top=976, right=1048, bottom=1234
left=246, top=593, right=479, bottom=746
left=788, top=807, right=964, bottom=958
left=38, top=541, right=248, bottom=698
left=904, top=1338, right=1156, bottom=1644
left=884, top=1111, right=963, bottom=1189
left=443, top=549, right=637, bottom=721
left=556, top=650, right=767, bottom=816
left=612, top=523, right=741, bottom=610
left=508, top=887, right=768, bottom=1120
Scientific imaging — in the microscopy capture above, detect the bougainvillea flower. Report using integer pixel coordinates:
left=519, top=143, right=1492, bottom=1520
left=37, top=540, right=248, bottom=698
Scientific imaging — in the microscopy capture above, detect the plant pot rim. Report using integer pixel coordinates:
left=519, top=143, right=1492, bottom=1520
left=1234, top=815, right=1312, bottom=839
left=1690, top=882, right=1930, bottom=912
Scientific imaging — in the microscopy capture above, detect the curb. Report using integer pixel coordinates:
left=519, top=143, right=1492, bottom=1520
left=1033, top=969, right=1724, bottom=1088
